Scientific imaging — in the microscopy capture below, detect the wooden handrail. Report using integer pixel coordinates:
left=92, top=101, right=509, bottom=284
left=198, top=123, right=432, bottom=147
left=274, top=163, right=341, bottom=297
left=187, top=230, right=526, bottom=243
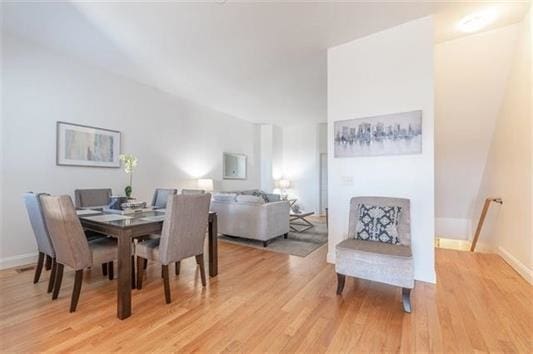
left=470, top=197, right=503, bottom=252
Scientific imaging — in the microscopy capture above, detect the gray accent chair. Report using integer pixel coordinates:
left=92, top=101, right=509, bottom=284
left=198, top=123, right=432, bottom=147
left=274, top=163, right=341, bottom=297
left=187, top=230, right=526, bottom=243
left=336, top=196, right=414, bottom=313
left=136, top=194, right=211, bottom=304
left=40, top=195, right=118, bottom=312
left=74, top=188, right=112, bottom=209
left=181, top=189, right=205, bottom=195
left=23, top=192, right=56, bottom=292
left=151, top=188, right=178, bottom=209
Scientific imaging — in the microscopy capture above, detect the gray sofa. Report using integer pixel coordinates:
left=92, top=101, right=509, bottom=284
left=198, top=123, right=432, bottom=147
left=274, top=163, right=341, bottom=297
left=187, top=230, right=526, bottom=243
left=336, top=196, right=414, bottom=312
left=210, top=190, right=289, bottom=247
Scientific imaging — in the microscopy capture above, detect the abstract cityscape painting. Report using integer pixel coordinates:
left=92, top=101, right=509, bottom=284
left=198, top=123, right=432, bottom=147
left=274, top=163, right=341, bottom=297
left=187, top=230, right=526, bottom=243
left=56, top=122, right=121, bottom=167
left=334, top=110, right=422, bottom=158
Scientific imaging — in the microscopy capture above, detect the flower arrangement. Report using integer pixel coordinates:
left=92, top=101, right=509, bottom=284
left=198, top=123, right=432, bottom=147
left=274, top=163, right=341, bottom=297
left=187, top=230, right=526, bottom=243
left=119, top=153, right=138, bottom=198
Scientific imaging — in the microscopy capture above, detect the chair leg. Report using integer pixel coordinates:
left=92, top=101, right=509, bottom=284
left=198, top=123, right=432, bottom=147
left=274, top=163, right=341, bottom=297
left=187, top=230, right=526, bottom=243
left=102, top=263, right=108, bottom=276
left=33, top=252, right=45, bottom=284
left=45, top=255, right=52, bottom=271
left=402, top=288, right=412, bottom=313
left=52, top=263, right=64, bottom=300
left=136, top=256, right=145, bottom=290
left=108, top=262, right=114, bottom=280
left=143, top=259, right=148, bottom=270
left=131, top=255, right=136, bottom=289
left=70, top=270, right=83, bottom=312
left=283, top=233, right=288, bottom=239
left=195, top=254, right=206, bottom=287
left=162, top=265, right=171, bottom=304
left=175, top=261, right=180, bottom=276
left=47, top=258, right=57, bottom=293
left=336, top=273, right=346, bottom=295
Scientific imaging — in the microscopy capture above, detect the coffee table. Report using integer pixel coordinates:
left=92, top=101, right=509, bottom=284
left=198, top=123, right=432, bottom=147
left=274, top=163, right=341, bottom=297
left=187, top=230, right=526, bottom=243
left=289, top=211, right=314, bottom=233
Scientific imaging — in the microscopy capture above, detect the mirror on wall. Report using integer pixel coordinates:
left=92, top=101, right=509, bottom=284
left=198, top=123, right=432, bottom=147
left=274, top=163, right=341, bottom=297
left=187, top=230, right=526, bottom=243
left=223, top=153, right=247, bottom=180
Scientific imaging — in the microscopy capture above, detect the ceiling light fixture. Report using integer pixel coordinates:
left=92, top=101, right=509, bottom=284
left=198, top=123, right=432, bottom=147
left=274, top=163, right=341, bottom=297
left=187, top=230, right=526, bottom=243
left=457, top=8, right=498, bottom=33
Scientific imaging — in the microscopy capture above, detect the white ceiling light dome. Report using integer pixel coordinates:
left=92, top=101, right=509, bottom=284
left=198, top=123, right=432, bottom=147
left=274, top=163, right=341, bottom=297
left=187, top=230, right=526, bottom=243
left=457, top=8, right=499, bottom=33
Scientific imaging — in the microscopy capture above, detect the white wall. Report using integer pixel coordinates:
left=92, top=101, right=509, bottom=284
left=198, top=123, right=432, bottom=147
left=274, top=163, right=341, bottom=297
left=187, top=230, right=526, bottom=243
left=1, top=33, right=261, bottom=268
left=473, top=12, right=532, bottom=283
left=281, top=124, right=321, bottom=213
left=435, top=25, right=519, bottom=240
left=327, top=17, right=435, bottom=283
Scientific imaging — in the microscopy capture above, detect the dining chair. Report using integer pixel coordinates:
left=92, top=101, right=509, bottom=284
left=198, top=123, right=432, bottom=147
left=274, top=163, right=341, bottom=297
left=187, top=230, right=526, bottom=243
left=23, top=192, right=57, bottom=292
left=181, top=189, right=206, bottom=195
left=74, top=188, right=112, bottom=209
left=151, top=188, right=178, bottom=209
left=136, top=194, right=211, bottom=303
left=40, top=195, right=118, bottom=312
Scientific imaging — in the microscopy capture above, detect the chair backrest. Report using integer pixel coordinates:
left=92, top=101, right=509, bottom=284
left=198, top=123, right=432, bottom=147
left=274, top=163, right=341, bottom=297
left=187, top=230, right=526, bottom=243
left=40, top=195, right=92, bottom=270
left=181, top=189, right=206, bottom=195
left=23, top=192, right=55, bottom=257
left=151, top=188, right=178, bottom=209
left=74, top=188, right=112, bottom=208
left=159, top=194, right=211, bottom=264
left=348, top=196, right=411, bottom=246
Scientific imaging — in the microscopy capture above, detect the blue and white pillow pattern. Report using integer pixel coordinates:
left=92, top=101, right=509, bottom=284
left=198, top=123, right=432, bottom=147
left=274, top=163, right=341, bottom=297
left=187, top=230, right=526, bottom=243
left=356, top=204, right=402, bottom=244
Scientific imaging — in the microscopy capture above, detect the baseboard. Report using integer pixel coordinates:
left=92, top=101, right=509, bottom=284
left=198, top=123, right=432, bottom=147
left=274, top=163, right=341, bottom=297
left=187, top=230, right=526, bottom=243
left=0, top=252, right=39, bottom=270
left=497, top=247, right=533, bottom=284
left=326, top=251, right=335, bottom=264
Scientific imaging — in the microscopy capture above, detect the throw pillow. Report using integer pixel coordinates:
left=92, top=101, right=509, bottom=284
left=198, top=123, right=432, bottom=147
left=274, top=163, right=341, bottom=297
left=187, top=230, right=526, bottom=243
left=356, top=204, right=401, bottom=244
left=250, top=190, right=270, bottom=203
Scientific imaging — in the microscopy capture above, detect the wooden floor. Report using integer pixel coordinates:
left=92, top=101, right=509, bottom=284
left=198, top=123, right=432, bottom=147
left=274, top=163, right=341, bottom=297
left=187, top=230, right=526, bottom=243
left=0, top=242, right=531, bottom=353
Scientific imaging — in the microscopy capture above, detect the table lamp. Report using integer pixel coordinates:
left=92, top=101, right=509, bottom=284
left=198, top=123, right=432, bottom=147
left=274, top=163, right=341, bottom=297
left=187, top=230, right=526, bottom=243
left=198, top=178, right=214, bottom=192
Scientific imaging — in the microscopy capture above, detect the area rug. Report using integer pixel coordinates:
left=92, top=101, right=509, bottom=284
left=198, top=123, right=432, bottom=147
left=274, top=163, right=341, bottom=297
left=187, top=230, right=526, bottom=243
left=218, top=222, right=328, bottom=257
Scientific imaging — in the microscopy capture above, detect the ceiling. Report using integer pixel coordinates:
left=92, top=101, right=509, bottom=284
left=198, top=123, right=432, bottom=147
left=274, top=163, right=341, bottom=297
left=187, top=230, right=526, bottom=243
left=2, top=1, right=529, bottom=126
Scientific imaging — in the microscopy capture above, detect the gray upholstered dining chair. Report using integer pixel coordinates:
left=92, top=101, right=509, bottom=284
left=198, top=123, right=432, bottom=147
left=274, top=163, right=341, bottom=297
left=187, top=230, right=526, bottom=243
left=151, top=188, right=178, bottom=209
left=74, top=188, right=112, bottom=209
left=23, top=192, right=57, bottom=292
left=40, top=195, right=118, bottom=312
left=181, top=189, right=205, bottom=195
left=136, top=194, right=211, bottom=303
left=335, top=196, right=414, bottom=313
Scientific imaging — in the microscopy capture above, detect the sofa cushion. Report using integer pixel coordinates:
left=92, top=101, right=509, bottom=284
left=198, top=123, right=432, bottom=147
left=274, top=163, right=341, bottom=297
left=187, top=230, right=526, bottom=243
left=212, top=193, right=238, bottom=203
left=356, top=204, right=401, bottom=244
left=336, top=239, right=413, bottom=288
left=235, top=195, right=265, bottom=205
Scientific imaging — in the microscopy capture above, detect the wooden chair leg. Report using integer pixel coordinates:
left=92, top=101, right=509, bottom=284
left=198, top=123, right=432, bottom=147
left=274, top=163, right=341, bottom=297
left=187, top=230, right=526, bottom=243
left=143, top=259, right=148, bottom=270
left=175, top=261, right=180, bottom=276
left=162, top=265, right=171, bottom=304
left=70, top=270, right=83, bottom=312
left=108, top=262, right=114, bottom=280
left=52, top=263, right=64, bottom=300
left=402, top=288, right=412, bottom=313
left=33, top=252, right=45, bottom=284
left=195, top=254, right=206, bottom=287
left=336, top=273, right=346, bottom=295
left=136, top=256, right=145, bottom=290
left=47, top=258, right=57, bottom=293
left=102, top=263, right=108, bottom=276
left=45, top=255, right=52, bottom=270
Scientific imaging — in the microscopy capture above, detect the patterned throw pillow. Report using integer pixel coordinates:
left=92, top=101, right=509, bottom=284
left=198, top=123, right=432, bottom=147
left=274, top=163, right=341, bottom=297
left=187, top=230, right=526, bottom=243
left=356, top=204, right=402, bottom=244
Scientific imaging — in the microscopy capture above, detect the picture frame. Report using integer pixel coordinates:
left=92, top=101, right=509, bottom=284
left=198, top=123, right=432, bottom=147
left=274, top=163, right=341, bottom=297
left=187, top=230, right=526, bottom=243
left=223, top=152, right=247, bottom=180
left=56, top=121, right=121, bottom=168
left=334, top=110, right=423, bottom=158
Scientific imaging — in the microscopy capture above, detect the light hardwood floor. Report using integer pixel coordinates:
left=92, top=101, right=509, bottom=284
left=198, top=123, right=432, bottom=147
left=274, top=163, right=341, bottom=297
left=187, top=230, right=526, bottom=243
left=1, top=242, right=531, bottom=353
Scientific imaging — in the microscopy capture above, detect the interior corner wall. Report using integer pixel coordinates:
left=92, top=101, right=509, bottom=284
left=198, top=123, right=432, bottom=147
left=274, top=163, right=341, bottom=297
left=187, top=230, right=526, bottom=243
left=327, top=17, right=435, bottom=283
left=1, top=33, right=261, bottom=269
left=435, top=25, right=519, bottom=240
left=472, top=12, right=532, bottom=283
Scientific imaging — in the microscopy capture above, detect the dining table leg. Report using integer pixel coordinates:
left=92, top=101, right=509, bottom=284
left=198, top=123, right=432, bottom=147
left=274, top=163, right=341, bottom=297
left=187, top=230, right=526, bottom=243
left=208, top=213, right=218, bottom=277
left=116, top=229, right=132, bottom=320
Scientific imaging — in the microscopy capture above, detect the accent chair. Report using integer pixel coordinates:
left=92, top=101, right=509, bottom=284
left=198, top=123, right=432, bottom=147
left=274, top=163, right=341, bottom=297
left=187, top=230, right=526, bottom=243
left=335, top=196, right=414, bottom=312
left=151, top=188, right=178, bottom=209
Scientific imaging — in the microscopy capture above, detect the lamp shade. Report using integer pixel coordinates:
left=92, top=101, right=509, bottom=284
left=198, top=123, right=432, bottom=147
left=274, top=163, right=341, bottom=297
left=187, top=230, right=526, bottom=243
left=198, top=178, right=214, bottom=192
left=278, top=179, right=290, bottom=189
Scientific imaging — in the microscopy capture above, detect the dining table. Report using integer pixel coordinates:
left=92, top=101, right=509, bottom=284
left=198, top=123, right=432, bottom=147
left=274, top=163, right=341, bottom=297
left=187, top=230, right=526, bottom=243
left=77, top=209, right=218, bottom=320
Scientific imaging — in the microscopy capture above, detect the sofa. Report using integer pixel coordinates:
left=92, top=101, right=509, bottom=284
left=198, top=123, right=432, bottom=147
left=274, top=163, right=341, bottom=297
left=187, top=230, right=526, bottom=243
left=210, top=190, right=290, bottom=247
